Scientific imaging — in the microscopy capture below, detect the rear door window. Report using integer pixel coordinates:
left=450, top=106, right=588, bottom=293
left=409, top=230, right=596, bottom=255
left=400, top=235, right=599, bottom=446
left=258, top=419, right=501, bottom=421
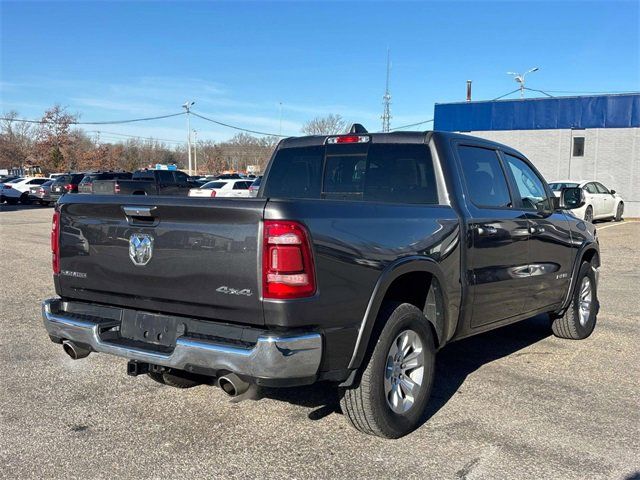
left=204, top=181, right=228, bottom=189
left=133, top=171, right=155, bottom=180
left=457, top=145, right=512, bottom=208
left=157, top=171, right=173, bottom=183
left=584, top=183, right=598, bottom=194
left=174, top=171, right=189, bottom=183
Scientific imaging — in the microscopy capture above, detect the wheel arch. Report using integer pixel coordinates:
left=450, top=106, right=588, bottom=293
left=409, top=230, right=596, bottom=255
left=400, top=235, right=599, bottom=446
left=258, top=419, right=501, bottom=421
left=347, top=257, right=451, bottom=371
left=557, top=243, right=600, bottom=314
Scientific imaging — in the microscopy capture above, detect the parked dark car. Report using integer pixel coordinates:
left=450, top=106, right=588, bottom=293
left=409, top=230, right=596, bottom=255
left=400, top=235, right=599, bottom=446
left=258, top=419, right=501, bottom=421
left=43, top=128, right=599, bottom=439
left=50, top=173, right=86, bottom=202
left=78, top=171, right=132, bottom=194
left=0, top=175, right=19, bottom=184
left=29, top=180, right=55, bottom=205
left=92, top=169, right=199, bottom=195
left=248, top=175, right=262, bottom=197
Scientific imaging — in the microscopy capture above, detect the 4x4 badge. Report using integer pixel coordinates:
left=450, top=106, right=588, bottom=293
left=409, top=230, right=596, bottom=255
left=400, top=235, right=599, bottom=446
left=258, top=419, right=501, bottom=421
left=129, top=233, right=154, bottom=266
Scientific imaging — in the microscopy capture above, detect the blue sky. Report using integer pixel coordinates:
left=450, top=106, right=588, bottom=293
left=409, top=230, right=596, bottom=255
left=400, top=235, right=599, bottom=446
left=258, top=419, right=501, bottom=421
left=1, top=1, right=638, bottom=143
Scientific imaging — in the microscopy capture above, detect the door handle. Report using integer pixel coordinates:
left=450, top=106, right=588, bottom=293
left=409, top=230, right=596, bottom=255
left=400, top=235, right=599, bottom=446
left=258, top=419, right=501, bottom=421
left=476, top=225, right=497, bottom=236
left=123, top=206, right=157, bottom=217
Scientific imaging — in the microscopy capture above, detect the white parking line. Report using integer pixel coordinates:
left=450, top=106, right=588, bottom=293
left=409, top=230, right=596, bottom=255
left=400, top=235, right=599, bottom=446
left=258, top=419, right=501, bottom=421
left=596, top=221, right=640, bottom=231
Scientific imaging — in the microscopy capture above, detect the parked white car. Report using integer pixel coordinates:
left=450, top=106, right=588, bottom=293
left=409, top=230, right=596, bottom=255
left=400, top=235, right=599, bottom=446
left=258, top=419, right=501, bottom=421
left=0, top=177, right=49, bottom=204
left=188, top=179, right=254, bottom=198
left=549, top=180, right=624, bottom=222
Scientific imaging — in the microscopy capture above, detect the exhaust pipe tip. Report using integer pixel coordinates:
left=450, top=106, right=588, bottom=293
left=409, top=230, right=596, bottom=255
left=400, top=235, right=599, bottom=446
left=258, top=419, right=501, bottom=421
left=62, top=340, right=91, bottom=360
left=217, top=373, right=250, bottom=397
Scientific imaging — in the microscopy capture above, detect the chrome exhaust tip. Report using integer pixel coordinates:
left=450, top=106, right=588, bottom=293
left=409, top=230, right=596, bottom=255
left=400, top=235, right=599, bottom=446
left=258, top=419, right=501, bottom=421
left=217, top=373, right=250, bottom=397
left=62, top=340, right=91, bottom=360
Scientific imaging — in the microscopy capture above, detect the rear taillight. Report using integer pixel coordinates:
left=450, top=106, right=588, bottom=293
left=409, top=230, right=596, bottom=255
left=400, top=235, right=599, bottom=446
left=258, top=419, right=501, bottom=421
left=51, top=211, right=60, bottom=274
left=64, top=183, right=73, bottom=192
left=4, top=185, right=11, bottom=189
left=114, top=182, right=120, bottom=194
left=262, top=221, right=316, bottom=299
left=210, top=190, right=217, bottom=197
left=38, top=187, right=45, bottom=194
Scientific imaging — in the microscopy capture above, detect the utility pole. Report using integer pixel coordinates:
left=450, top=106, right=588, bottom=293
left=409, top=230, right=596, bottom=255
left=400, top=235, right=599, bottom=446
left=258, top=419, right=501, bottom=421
left=381, top=49, right=392, bottom=132
left=507, top=67, right=539, bottom=99
left=182, top=101, right=195, bottom=175
left=193, top=129, right=198, bottom=176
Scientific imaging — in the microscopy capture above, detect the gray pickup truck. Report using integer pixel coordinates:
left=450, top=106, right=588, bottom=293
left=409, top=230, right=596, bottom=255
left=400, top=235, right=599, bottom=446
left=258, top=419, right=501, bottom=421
left=43, top=128, right=599, bottom=438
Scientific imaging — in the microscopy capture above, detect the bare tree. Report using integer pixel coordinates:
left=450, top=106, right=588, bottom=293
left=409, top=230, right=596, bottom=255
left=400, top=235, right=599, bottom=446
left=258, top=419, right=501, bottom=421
left=34, top=105, right=78, bottom=171
left=0, top=111, right=34, bottom=169
left=301, top=114, right=347, bottom=135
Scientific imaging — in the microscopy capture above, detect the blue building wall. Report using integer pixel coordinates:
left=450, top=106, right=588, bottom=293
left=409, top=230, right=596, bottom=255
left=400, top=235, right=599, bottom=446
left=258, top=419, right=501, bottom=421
left=434, top=94, right=640, bottom=132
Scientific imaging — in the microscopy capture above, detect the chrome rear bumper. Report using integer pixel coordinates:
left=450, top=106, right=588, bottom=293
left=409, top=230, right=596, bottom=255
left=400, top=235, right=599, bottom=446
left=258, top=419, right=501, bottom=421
left=42, top=298, right=322, bottom=380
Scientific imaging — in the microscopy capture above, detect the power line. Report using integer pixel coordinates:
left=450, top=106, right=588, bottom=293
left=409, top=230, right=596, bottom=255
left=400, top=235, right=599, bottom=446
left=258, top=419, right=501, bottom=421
left=190, top=111, right=287, bottom=137
left=389, top=119, right=434, bottom=131
left=88, top=130, right=184, bottom=144
left=0, top=112, right=185, bottom=125
left=492, top=88, right=521, bottom=101
left=524, top=87, right=554, bottom=98
left=534, top=89, right=640, bottom=95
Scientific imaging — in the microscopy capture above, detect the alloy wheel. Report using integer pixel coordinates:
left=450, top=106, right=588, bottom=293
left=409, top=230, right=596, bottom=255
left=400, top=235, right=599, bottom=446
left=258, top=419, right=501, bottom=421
left=384, top=329, right=425, bottom=414
left=578, top=277, right=592, bottom=327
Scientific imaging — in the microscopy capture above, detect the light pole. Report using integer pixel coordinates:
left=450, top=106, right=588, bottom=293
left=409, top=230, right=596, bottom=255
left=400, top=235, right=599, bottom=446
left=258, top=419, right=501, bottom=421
left=193, top=129, right=198, bottom=176
left=182, top=101, right=195, bottom=175
left=507, top=67, right=539, bottom=98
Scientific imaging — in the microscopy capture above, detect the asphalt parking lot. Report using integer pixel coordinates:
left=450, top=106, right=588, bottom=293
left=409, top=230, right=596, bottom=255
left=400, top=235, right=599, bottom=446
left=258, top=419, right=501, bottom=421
left=0, top=206, right=638, bottom=480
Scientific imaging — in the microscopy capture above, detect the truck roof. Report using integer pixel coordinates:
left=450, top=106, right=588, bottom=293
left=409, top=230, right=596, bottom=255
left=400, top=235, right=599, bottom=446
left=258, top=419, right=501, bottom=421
left=278, top=130, right=527, bottom=161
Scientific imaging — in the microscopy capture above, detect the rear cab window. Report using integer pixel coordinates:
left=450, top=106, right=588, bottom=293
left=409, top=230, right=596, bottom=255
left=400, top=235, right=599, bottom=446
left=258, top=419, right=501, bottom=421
left=263, top=142, right=439, bottom=204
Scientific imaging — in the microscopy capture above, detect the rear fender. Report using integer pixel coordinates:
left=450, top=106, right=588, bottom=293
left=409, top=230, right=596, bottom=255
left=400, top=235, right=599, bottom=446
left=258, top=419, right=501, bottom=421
left=347, top=256, right=451, bottom=370
left=557, top=242, right=600, bottom=314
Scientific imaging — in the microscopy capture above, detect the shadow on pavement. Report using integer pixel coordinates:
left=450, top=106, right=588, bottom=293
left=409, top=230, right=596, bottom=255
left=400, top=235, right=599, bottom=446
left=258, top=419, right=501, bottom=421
left=257, top=314, right=552, bottom=423
left=0, top=202, right=53, bottom=212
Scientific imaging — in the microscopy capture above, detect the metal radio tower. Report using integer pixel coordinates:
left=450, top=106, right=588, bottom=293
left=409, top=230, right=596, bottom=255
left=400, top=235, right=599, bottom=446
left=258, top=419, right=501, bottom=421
left=381, top=49, right=392, bottom=132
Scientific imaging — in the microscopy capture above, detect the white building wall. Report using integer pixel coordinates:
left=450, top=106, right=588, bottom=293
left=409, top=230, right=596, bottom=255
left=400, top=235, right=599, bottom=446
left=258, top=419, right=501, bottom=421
left=467, top=128, right=640, bottom=217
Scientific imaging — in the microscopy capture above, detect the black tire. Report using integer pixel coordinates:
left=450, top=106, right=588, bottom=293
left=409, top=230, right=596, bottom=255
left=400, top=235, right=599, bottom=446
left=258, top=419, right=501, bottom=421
left=614, top=203, right=624, bottom=222
left=584, top=206, right=593, bottom=223
left=551, top=262, right=598, bottom=340
left=339, top=302, right=436, bottom=439
left=19, top=192, right=31, bottom=204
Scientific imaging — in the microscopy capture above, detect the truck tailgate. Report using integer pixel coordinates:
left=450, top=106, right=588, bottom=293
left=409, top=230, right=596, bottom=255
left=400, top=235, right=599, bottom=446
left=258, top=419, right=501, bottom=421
left=56, top=196, right=266, bottom=326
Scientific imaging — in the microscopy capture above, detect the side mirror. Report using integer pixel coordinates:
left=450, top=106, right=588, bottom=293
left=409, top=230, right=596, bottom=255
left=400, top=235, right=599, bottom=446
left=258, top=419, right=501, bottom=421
left=610, top=189, right=616, bottom=195
left=560, top=187, right=585, bottom=210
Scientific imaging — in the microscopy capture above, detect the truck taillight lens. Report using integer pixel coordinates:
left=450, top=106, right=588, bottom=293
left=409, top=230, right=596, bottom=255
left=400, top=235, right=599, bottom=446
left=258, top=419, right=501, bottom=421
left=64, top=183, right=73, bottom=192
left=51, top=211, right=60, bottom=274
left=38, top=188, right=45, bottom=194
left=114, top=182, right=120, bottom=194
left=210, top=190, right=217, bottom=197
left=263, top=221, right=316, bottom=299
